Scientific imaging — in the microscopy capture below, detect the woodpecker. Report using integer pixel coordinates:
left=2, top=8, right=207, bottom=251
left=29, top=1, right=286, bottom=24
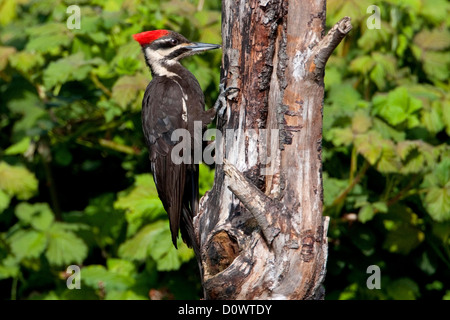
left=133, top=30, right=220, bottom=251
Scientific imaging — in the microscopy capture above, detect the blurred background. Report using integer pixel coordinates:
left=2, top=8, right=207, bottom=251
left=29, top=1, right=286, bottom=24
left=0, top=0, right=448, bottom=300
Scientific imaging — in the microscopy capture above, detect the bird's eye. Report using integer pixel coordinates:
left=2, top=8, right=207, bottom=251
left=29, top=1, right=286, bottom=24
left=170, top=38, right=178, bottom=46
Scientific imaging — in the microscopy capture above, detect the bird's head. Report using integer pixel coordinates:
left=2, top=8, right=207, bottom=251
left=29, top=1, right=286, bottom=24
left=133, top=30, right=220, bottom=75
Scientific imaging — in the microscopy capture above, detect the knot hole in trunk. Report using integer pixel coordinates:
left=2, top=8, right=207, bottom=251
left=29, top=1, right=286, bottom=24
left=205, top=230, right=239, bottom=276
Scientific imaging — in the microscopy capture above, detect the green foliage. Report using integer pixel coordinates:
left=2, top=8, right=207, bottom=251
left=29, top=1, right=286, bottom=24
left=0, top=0, right=218, bottom=300
left=0, top=161, right=38, bottom=201
left=118, top=220, right=194, bottom=271
left=325, top=0, right=450, bottom=300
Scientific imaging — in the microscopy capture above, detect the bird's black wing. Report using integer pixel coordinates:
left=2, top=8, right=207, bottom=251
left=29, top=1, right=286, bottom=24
left=142, top=77, right=189, bottom=248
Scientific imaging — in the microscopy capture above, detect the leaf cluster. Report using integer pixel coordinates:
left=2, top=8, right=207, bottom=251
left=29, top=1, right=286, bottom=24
left=0, top=0, right=219, bottom=300
left=324, top=0, right=449, bottom=300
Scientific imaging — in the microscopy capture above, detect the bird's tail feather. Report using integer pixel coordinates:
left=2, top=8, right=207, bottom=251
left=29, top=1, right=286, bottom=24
left=180, top=164, right=199, bottom=248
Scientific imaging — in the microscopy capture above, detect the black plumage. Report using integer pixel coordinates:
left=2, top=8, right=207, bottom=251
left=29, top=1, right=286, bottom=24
left=135, top=30, right=218, bottom=249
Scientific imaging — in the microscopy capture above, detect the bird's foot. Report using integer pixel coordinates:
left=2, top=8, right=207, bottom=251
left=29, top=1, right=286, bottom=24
left=214, top=82, right=239, bottom=118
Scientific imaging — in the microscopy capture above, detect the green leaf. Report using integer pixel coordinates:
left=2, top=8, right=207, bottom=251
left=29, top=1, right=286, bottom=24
left=79, top=259, right=140, bottom=296
left=82, top=265, right=135, bottom=292
left=98, top=100, right=123, bottom=122
left=395, top=34, right=409, bottom=57
left=338, top=283, right=358, bottom=300
left=105, top=290, right=147, bottom=300
left=432, top=221, right=450, bottom=243
left=149, top=227, right=194, bottom=271
left=111, top=74, right=148, bottom=109
left=354, top=131, right=383, bottom=165
left=43, top=53, right=103, bottom=90
left=4, top=137, right=31, bottom=155
left=398, top=140, right=436, bottom=174
left=373, top=87, right=422, bottom=128
left=25, top=23, right=72, bottom=54
left=349, top=55, right=374, bottom=74
left=0, top=189, right=11, bottom=214
left=386, top=278, right=420, bottom=300
left=377, top=140, right=400, bottom=173
left=0, top=46, right=16, bottom=71
left=6, top=91, right=46, bottom=135
left=444, top=291, right=450, bottom=300
left=116, top=57, right=140, bottom=75
left=421, top=0, right=449, bottom=24
left=88, top=32, right=109, bottom=44
left=118, top=220, right=193, bottom=271
left=443, top=99, right=450, bottom=136
left=372, top=118, right=405, bottom=142
left=118, top=221, right=165, bottom=261
left=73, top=193, right=125, bottom=248
left=327, top=83, right=362, bottom=110
left=330, top=127, right=353, bottom=147
left=15, top=202, right=54, bottom=231
left=421, top=101, right=445, bottom=133
left=383, top=223, right=424, bottom=255
left=369, top=53, right=397, bottom=90
left=114, top=174, right=165, bottom=236
left=373, top=201, right=388, bottom=213
left=45, top=222, right=88, bottom=266
left=0, top=255, right=20, bottom=280
left=151, top=241, right=183, bottom=271
left=9, top=230, right=47, bottom=260
left=0, top=162, right=38, bottom=200
left=352, top=110, right=372, bottom=134
left=58, top=287, right=100, bottom=300
left=369, top=64, right=386, bottom=90
left=323, top=174, right=348, bottom=207
left=0, top=0, right=17, bottom=25
left=422, top=158, right=450, bottom=221
left=110, top=42, right=141, bottom=70
left=422, top=158, right=450, bottom=188
left=199, top=163, right=215, bottom=196
left=419, top=252, right=437, bottom=276
left=54, top=146, right=73, bottom=166
left=324, top=66, right=342, bottom=89
left=358, top=204, right=375, bottom=223
left=26, top=34, right=71, bottom=55
left=43, top=58, right=73, bottom=89
left=424, top=187, right=450, bottom=222
left=106, top=259, right=136, bottom=277
left=397, top=141, right=418, bottom=160
left=327, top=0, right=372, bottom=25
left=414, top=29, right=450, bottom=51
left=422, top=51, right=450, bottom=82
left=72, top=37, right=92, bottom=59
left=389, top=0, right=421, bottom=11
left=9, top=51, right=45, bottom=75
left=357, top=23, right=391, bottom=52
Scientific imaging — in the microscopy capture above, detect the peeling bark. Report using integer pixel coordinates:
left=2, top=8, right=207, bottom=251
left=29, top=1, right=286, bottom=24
left=194, top=0, right=351, bottom=300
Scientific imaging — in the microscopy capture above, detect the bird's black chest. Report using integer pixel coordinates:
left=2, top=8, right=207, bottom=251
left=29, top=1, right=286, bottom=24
left=141, top=72, right=207, bottom=156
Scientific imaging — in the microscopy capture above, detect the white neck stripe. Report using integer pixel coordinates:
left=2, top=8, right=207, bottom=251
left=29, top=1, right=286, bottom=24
left=144, top=47, right=179, bottom=78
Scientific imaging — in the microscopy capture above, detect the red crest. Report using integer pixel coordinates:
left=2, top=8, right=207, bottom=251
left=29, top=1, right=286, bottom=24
left=133, top=30, right=170, bottom=45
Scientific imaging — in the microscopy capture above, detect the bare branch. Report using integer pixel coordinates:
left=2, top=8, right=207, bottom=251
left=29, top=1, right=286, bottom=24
left=309, top=16, right=352, bottom=80
left=223, top=159, right=281, bottom=245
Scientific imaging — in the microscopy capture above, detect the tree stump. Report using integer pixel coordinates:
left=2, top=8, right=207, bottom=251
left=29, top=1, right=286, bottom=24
left=194, top=0, right=352, bottom=300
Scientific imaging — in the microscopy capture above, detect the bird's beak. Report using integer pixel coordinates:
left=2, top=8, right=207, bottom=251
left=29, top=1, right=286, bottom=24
left=184, top=42, right=221, bottom=52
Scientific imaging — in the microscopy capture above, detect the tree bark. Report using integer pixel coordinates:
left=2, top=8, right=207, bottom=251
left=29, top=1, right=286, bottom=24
left=194, top=0, right=351, bottom=300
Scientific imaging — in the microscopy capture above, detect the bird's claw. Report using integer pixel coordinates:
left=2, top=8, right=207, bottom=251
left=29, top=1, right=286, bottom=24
left=214, top=83, right=240, bottom=118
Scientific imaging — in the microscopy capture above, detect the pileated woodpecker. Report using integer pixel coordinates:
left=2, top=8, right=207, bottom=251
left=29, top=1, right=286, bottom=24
left=133, top=30, right=220, bottom=251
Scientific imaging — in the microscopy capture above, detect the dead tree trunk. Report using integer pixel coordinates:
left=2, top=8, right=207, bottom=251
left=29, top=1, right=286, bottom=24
left=194, top=0, right=352, bottom=300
